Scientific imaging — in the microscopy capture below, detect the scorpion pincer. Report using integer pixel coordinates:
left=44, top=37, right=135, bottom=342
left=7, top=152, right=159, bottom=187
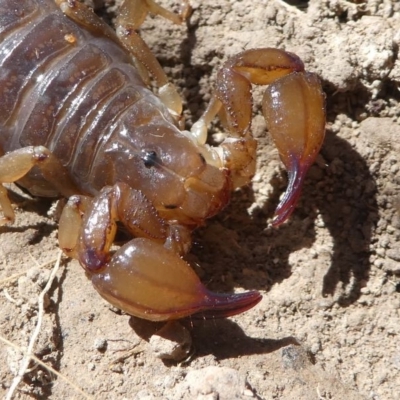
left=0, top=0, right=326, bottom=321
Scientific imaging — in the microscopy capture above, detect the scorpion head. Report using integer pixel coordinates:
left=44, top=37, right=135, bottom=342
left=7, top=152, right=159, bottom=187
left=102, top=117, right=232, bottom=227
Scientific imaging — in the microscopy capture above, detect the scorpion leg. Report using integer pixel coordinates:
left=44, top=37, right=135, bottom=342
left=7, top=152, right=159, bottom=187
left=191, top=48, right=326, bottom=225
left=58, top=195, right=91, bottom=259
left=114, top=0, right=190, bottom=120
left=0, top=146, right=80, bottom=225
left=56, top=0, right=188, bottom=122
left=62, top=182, right=261, bottom=321
left=55, top=0, right=119, bottom=42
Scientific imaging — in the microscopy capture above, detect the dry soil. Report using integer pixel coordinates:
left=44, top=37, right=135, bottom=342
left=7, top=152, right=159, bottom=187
left=1, top=1, right=400, bottom=399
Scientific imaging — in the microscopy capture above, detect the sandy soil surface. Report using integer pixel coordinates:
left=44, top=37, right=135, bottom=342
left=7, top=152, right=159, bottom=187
left=1, top=0, right=400, bottom=399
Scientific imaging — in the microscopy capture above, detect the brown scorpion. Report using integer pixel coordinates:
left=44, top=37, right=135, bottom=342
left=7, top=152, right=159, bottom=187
left=0, top=0, right=326, bottom=321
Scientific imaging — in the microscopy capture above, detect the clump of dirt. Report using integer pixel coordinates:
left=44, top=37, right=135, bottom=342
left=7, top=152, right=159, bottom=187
left=1, top=1, right=400, bottom=399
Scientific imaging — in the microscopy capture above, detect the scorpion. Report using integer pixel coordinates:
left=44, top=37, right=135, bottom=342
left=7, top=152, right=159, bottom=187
left=0, top=0, right=325, bottom=321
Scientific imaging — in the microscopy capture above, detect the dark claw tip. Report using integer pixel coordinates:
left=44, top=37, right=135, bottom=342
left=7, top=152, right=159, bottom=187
left=272, top=156, right=308, bottom=227
left=191, top=289, right=262, bottom=319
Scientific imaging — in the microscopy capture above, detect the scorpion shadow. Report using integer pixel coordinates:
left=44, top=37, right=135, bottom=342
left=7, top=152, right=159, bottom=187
left=129, top=316, right=300, bottom=361
left=192, top=128, right=378, bottom=310
left=315, top=130, right=378, bottom=304
left=189, top=319, right=300, bottom=360
left=269, top=129, right=378, bottom=306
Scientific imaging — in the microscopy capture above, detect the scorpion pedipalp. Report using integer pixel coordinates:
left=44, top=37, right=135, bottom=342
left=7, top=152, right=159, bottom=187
left=89, top=238, right=261, bottom=321
left=58, top=182, right=261, bottom=321
left=189, top=48, right=325, bottom=224
left=262, top=72, right=326, bottom=226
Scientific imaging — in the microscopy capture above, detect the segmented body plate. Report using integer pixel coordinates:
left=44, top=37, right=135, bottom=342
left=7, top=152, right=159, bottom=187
left=0, top=0, right=174, bottom=196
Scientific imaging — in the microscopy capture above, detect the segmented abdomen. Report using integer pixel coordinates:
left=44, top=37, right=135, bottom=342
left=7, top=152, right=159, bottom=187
left=0, top=0, right=170, bottom=196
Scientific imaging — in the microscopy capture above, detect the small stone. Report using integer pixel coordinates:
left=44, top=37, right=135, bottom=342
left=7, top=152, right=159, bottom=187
left=149, top=321, right=192, bottom=361
left=243, top=388, right=255, bottom=397
left=310, top=341, right=321, bottom=355
left=136, top=389, right=156, bottom=400
left=87, top=362, right=95, bottom=371
left=281, top=345, right=311, bottom=370
left=386, top=247, right=400, bottom=261
left=382, top=259, right=400, bottom=273
left=93, top=338, right=108, bottom=352
left=178, top=366, right=250, bottom=399
left=109, top=363, right=123, bottom=373
left=376, top=248, right=385, bottom=257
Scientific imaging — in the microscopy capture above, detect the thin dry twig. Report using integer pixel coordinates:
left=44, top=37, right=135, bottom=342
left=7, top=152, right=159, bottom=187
left=5, top=251, right=61, bottom=400
left=3, top=288, right=18, bottom=304
left=28, top=251, right=42, bottom=267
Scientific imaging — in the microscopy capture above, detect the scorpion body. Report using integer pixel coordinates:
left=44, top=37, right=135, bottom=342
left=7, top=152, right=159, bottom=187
left=0, top=0, right=326, bottom=321
left=1, top=0, right=210, bottom=221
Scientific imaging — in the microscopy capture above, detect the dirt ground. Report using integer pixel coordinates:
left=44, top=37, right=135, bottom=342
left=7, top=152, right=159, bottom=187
left=1, top=0, right=400, bottom=399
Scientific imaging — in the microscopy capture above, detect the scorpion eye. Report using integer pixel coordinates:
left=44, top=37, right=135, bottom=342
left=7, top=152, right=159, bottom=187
left=142, top=150, right=159, bottom=168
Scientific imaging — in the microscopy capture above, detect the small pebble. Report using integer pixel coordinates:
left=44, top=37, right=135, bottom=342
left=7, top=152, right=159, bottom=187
left=178, top=366, right=252, bottom=399
left=281, top=344, right=311, bottom=370
left=87, top=362, right=95, bottom=371
left=149, top=321, right=192, bottom=361
left=94, top=337, right=108, bottom=352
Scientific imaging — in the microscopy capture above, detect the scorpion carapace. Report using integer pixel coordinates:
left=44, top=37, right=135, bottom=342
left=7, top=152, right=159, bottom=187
left=0, top=0, right=325, bottom=321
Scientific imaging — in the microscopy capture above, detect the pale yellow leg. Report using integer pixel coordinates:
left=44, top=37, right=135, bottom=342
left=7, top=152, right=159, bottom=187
left=0, top=146, right=80, bottom=224
left=0, top=185, right=14, bottom=225
left=115, top=0, right=191, bottom=118
left=58, top=195, right=91, bottom=259
left=54, top=0, right=119, bottom=42
left=55, top=0, right=189, bottom=123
